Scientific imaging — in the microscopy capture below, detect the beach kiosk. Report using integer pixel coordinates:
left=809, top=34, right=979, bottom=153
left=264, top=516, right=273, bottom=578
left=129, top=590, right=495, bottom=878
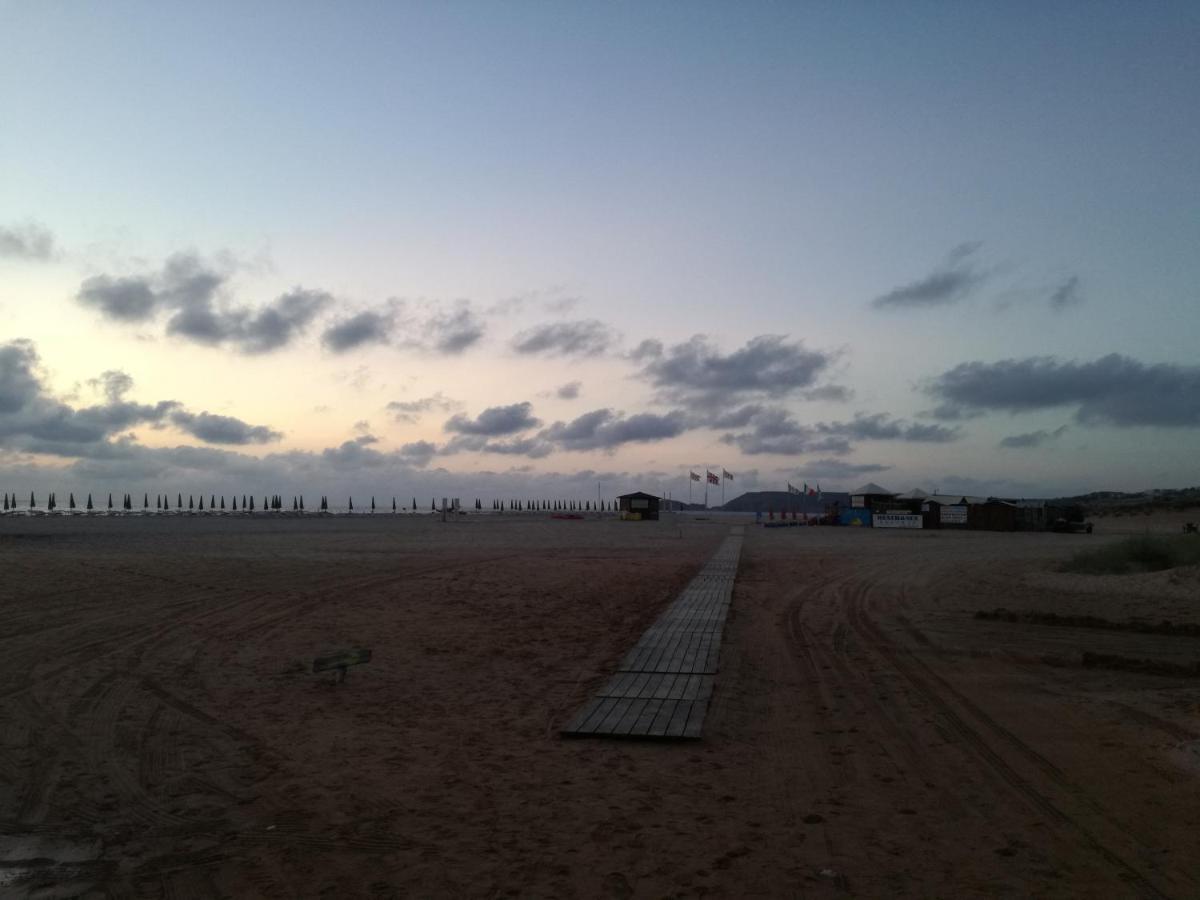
left=618, top=491, right=660, bottom=521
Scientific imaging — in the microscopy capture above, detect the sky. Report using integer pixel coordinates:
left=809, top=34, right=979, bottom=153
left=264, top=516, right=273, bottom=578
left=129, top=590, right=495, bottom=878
left=2, top=1, right=1198, bottom=503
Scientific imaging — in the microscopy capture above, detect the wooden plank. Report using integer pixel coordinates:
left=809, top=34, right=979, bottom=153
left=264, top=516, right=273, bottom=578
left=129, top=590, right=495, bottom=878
left=613, top=697, right=650, bottom=733
left=664, top=700, right=695, bottom=738
left=631, top=698, right=668, bottom=734
left=645, top=699, right=680, bottom=738
left=596, top=698, right=640, bottom=734
left=573, top=696, right=620, bottom=735
left=562, top=698, right=607, bottom=735
left=682, top=703, right=707, bottom=739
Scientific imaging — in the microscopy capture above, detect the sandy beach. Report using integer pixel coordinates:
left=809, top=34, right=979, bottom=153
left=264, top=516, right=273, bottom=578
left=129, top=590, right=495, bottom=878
left=2, top=512, right=1199, bottom=897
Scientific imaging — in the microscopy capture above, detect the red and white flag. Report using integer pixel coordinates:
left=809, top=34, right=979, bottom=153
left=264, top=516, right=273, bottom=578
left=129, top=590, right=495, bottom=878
left=706, top=470, right=720, bottom=485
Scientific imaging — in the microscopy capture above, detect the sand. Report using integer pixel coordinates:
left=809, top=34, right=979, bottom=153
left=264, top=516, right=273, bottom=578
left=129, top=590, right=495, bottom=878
left=1, top=512, right=1198, bottom=897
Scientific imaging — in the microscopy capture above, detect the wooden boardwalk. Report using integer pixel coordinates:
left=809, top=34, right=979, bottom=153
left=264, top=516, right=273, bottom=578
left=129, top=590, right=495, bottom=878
left=562, top=526, right=743, bottom=740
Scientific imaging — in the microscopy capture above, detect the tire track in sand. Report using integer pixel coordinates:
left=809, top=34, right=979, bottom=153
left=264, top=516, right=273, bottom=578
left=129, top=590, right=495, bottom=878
left=845, top=574, right=1175, bottom=899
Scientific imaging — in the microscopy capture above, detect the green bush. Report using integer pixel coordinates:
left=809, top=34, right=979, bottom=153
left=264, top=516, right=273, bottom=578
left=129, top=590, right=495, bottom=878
left=1061, top=535, right=1200, bottom=574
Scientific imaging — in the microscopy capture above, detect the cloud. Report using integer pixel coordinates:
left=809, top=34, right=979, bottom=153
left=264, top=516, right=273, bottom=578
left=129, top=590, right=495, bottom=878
left=445, top=402, right=541, bottom=436
left=540, top=408, right=688, bottom=452
left=1048, top=275, right=1083, bottom=312
left=0, top=340, right=179, bottom=451
left=871, top=242, right=986, bottom=309
left=638, top=335, right=837, bottom=405
left=628, top=338, right=663, bottom=361
left=425, top=303, right=485, bottom=353
left=321, top=309, right=395, bottom=353
left=556, top=381, right=582, bottom=400
left=169, top=410, right=282, bottom=445
left=785, top=459, right=892, bottom=479
left=720, top=407, right=959, bottom=456
left=817, top=413, right=960, bottom=443
left=1, top=339, right=284, bottom=457
left=89, top=370, right=135, bottom=403
left=927, top=354, right=1200, bottom=427
left=0, top=221, right=55, bottom=260
left=998, top=425, right=1069, bottom=449
left=386, top=392, right=459, bottom=424
left=443, top=434, right=554, bottom=459
left=75, top=253, right=331, bottom=353
left=719, top=408, right=846, bottom=456
left=239, top=288, right=332, bottom=353
left=77, top=275, right=159, bottom=322
left=511, top=320, right=616, bottom=357
left=0, top=340, right=48, bottom=414
left=397, top=440, right=439, bottom=466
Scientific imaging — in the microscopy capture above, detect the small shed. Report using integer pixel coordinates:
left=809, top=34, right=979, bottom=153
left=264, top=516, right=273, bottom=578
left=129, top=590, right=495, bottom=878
left=969, top=499, right=1019, bottom=532
left=618, top=491, right=660, bottom=521
left=850, top=482, right=897, bottom=511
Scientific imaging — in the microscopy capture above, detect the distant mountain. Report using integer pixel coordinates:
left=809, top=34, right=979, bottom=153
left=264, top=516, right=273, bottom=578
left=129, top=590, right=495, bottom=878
left=719, top=490, right=849, bottom=514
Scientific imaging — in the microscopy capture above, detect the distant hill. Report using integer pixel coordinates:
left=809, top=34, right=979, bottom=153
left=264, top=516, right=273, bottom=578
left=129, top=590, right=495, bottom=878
left=1053, top=486, right=1200, bottom=513
left=719, top=490, right=849, bottom=514
left=662, top=499, right=707, bottom=511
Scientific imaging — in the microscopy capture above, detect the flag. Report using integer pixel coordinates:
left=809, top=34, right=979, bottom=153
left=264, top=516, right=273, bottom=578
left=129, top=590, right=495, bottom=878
left=808, top=486, right=816, bottom=496
left=707, top=470, right=720, bottom=485
left=817, top=483, right=822, bottom=501
left=788, top=482, right=801, bottom=495
left=689, top=471, right=701, bottom=482
left=803, top=482, right=808, bottom=496
left=722, top=469, right=733, bottom=481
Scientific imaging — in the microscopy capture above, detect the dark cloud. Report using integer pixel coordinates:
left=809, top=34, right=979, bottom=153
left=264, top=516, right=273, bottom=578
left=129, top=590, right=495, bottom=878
left=75, top=253, right=331, bottom=353
left=445, top=402, right=541, bottom=437
left=786, top=459, right=892, bottom=479
left=240, top=288, right=332, bottom=353
left=628, top=338, right=663, bottom=361
left=720, top=407, right=958, bottom=456
left=639, top=335, right=836, bottom=405
left=706, top=404, right=765, bottom=429
left=170, top=411, right=282, bottom=445
left=397, top=440, right=439, bottom=466
left=426, top=304, right=485, bottom=354
left=0, top=339, right=281, bottom=457
left=321, top=309, right=395, bottom=353
left=0, top=340, right=179, bottom=450
left=0, top=221, right=55, bottom=260
left=999, top=425, right=1069, bottom=449
left=511, top=320, right=616, bottom=357
left=0, top=340, right=46, bottom=413
left=556, top=381, right=582, bottom=400
left=443, top=434, right=554, bottom=459
left=540, top=408, right=687, bottom=452
left=77, top=275, right=159, bottom=322
left=719, top=408, right=844, bottom=456
left=802, top=384, right=854, bottom=402
left=818, top=413, right=960, bottom=443
left=89, top=370, right=135, bottom=403
left=1048, top=275, right=1083, bottom=312
left=872, top=242, right=986, bottom=310
left=927, top=354, right=1200, bottom=427
left=386, top=392, right=458, bottom=424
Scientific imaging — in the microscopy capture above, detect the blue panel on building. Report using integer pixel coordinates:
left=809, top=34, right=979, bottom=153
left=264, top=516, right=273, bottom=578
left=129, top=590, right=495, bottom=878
left=838, top=508, right=872, bottom=527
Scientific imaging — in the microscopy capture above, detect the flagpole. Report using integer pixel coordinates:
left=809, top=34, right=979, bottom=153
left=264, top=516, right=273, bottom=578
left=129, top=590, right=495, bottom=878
left=704, top=466, right=709, bottom=509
